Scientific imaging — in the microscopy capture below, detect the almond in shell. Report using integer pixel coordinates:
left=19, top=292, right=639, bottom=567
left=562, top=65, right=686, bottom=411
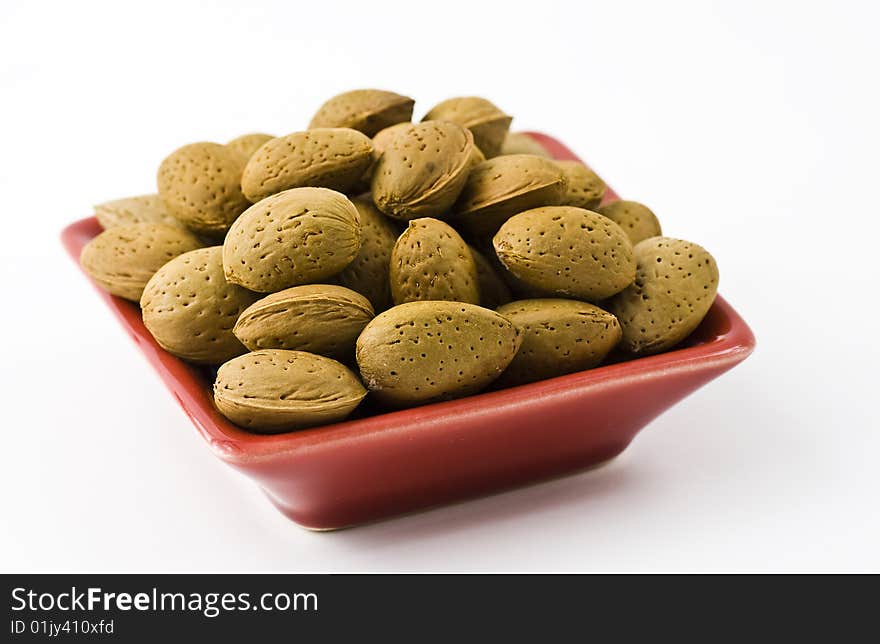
left=493, top=206, right=636, bottom=301
left=371, top=121, right=474, bottom=220
left=606, top=237, right=718, bottom=355
left=309, top=89, right=415, bottom=137
left=422, top=96, right=512, bottom=157
left=556, top=160, right=607, bottom=210
left=223, top=187, right=361, bottom=293
left=500, top=132, right=552, bottom=158
left=241, top=129, right=373, bottom=202
left=140, top=246, right=259, bottom=364
left=453, top=154, right=567, bottom=238
left=336, top=196, right=400, bottom=311
left=595, top=200, right=662, bottom=245
left=157, top=142, right=250, bottom=236
left=494, top=299, right=621, bottom=386
left=234, top=284, right=374, bottom=358
left=390, top=218, right=479, bottom=305
left=79, top=223, right=202, bottom=301
left=214, top=349, right=366, bottom=432
left=94, top=194, right=185, bottom=230
left=356, top=301, right=522, bottom=407
left=226, top=133, right=274, bottom=161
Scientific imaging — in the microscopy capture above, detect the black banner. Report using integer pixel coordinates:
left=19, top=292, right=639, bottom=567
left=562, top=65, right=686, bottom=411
left=3, top=573, right=871, bottom=640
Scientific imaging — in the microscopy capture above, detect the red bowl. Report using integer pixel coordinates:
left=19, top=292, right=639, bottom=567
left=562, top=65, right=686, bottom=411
left=61, top=133, right=755, bottom=530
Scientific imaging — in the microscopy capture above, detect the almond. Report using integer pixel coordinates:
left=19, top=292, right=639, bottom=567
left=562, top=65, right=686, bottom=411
left=79, top=223, right=202, bottom=301
left=336, top=196, right=400, bottom=311
left=422, top=96, right=512, bottom=157
left=389, top=218, right=479, bottom=305
left=495, top=299, right=621, bottom=386
left=157, top=142, right=250, bottom=236
left=94, top=194, right=185, bottom=230
left=226, top=133, right=274, bottom=161
left=214, top=349, right=366, bottom=432
left=453, top=154, right=567, bottom=238
left=241, top=129, right=373, bottom=202
left=356, top=301, right=522, bottom=407
left=309, top=89, right=415, bottom=137
left=223, top=187, right=361, bottom=293
left=371, top=121, right=474, bottom=220
left=140, top=247, right=259, bottom=364
left=556, top=160, right=607, bottom=210
left=233, top=284, right=374, bottom=358
left=595, top=200, right=662, bottom=245
left=500, top=132, right=551, bottom=158
left=493, top=206, right=636, bottom=301
left=606, top=237, right=718, bottom=355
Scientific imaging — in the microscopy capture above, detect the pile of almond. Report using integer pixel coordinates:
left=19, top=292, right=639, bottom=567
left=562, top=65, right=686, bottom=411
left=80, top=90, right=719, bottom=433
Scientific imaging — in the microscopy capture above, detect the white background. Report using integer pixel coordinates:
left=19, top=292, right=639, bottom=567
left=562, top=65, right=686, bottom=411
left=1, top=0, right=877, bottom=572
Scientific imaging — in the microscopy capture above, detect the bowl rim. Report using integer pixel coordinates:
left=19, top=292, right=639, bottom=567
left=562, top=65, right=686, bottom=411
left=61, top=132, right=756, bottom=466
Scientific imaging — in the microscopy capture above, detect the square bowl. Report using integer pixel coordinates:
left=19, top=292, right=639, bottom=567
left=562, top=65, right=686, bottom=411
left=61, top=132, right=755, bottom=530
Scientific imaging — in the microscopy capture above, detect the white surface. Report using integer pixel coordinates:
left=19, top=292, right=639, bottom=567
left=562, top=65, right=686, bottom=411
left=1, top=0, right=877, bottom=572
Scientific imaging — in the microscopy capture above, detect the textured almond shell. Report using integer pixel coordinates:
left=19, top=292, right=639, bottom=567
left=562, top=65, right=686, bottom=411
left=494, top=299, right=621, bottom=386
left=556, top=160, right=607, bottom=210
left=241, top=129, right=373, bottom=202
left=234, top=284, right=374, bottom=358
left=422, top=97, right=512, bottom=157
left=79, top=223, right=202, bottom=301
left=607, top=237, right=719, bottom=355
left=214, top=349, right=366, bottom=432
left=157, top=142, right=250, bottom=236
left=336, top=197, right=400, bottom=311
left=356, top=301, right=522, bottom=407
left=223, top=187, right=361, bottom=293
left=500, top=132, right=552, bottom=158
left=371, top=121, right=474, bottom=220
left=493, top=206, right=636, bottom=301
left=309, top=89, right=415, bottom=137
left=94, top=194, right=185, bottom=230
left=596, top=200, right=662, bottom=245
left=390, top=218, right=479, bottom=305
left=454, top=154, right=567, bottom=238
left=140, top=247, right=259, bottom=364
left=226, top=133, right=274, bottom=161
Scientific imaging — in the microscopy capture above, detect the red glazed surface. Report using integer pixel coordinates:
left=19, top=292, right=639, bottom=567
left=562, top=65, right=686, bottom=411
left=61, top=133, right=755, bottom=530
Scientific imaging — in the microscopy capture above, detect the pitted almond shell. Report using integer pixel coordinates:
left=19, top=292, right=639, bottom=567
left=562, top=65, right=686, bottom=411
left=500, top=132, right=552, bottom=158
left=214, top=349, right=366, bottom=432
left=80, top=223, right=202, bottom=301
left=494, top=299, right=621, bottom=387
left=223, top=187, right=361, bottom=293
left=336, top=197, right=400, bottom=311
left=309, top=89, right=415, bottom=137
left=469, top=245, right=512, bottom=309
left=556, top=160, right=607, bottom=210
left=356, top=301, right=522, bottom=407
left=371, top=121, right=474, bottom=220
left=390, top=218, right=479, bottom=305
left=372, top=122, right=413, bottom=157
left=140, top=246, right=259, bottom=364
left=493, top=206, right=636, bottom=301
left=422, top=96, right=512, bottom=157
left=226, top=133, right=274, bottom=161
left=596, top=200, right=662, bottom=245
left=453, top=154, right=567, bottom=238
left=94, top=194, right=186, bottom=230
left=241, top=128, right=374, bottom=202
left=234, top=284, right=374, bottom=358
left=607, top=237, right=718, bottom=355
left=157, top=142, right=250, bottom=236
